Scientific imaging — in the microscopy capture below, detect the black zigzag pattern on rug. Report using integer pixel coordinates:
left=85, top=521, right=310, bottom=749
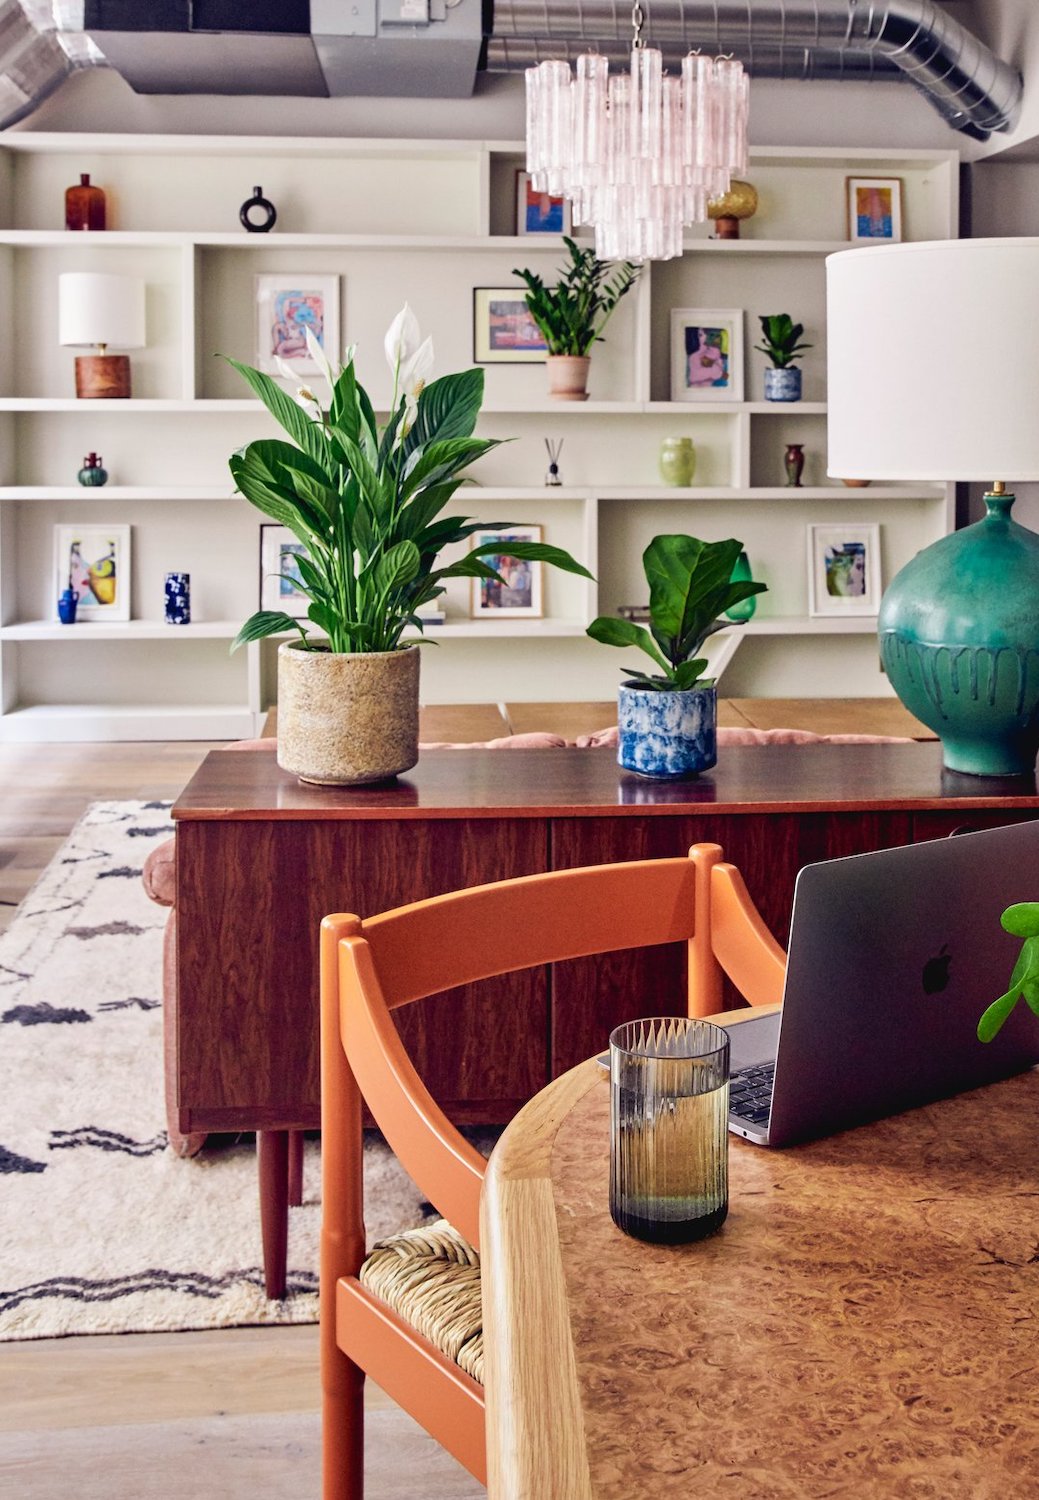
left=2, top=1001, right=91, bottom=1025
left=49, top=1127, right=168, bottom=1157
left=0, top=1144, right=47, bottom=1173
left=0, top=1267, right=320, bottom=1315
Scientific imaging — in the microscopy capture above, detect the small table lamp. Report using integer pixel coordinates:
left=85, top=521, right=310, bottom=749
left=826, top=239, right=1039, bottom=778
left=59, top=272, right=145, bottom=399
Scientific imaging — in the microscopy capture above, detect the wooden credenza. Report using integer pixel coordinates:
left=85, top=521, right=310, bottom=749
left=171, top=744, right=1039, bottom=1134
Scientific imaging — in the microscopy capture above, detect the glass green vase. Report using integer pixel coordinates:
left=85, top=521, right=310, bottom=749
left=725, top=551, right=757, bottom=621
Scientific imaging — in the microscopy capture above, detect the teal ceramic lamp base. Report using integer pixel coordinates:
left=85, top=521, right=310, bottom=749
left=878, top=489, right=1039, bottom=778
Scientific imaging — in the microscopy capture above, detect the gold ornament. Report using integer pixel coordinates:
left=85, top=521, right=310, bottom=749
left=707, top=180, right=759, bottom=239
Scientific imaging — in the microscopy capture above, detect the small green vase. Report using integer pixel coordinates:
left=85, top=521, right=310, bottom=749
left=725, top=551, right=757, bottom=622
left=878, top=490, right=1039, bottom=776
left=77, top=452, right=108, bottom=486
left=658, top=437, right=696, bottom=487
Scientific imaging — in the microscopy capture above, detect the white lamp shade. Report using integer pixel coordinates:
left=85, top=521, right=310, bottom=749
left=58, top=272, right=146, bottom=350
left=827, top=239, right=1039, bottom=482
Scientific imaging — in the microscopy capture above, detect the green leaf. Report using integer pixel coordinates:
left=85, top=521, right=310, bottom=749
left=1001, top=903, right=1039, bottom=937
left=230, top=610, right=306, bottom=652
left=670, top=658, right=710, bottom=690
left=373, top=540, right=421, bottom=596
left=223, top=356, right=329, bottom=469
left=407, top=369, right=485, bottom=451
left=471, top=539, right=594, bottom=580
left=586, top=616, right=670, bottom=674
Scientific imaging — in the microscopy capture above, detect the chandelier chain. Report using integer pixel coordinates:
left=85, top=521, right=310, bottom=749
left=631, top=2, right=644, bottom=49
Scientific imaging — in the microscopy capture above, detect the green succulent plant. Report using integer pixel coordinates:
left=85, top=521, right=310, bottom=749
left=755, top=313, right=812, bottom=370
left=512, top=237, right=640, bottom=357
left=586, top=534, right=767, bottom=692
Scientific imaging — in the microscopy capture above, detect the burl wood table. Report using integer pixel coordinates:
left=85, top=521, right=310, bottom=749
left=170, top=743, right=1039, bottom=1137
left=481, top=1040, right=1039, bottom=1499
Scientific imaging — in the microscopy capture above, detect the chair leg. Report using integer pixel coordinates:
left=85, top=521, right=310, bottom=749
left=323, top=1357, right=365, bottom=1500
left=288, top=1128, right=305, bottom=1206
left=258, top=1129, right=290, bottom=1300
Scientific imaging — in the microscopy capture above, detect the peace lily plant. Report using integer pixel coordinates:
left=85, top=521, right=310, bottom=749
left=226, top=305, right=591, bottom=785
left=229, top=304, right=589, bottom=655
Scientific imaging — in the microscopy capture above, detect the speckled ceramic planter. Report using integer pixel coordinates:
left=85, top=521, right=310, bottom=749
left=276, top=641, right=420, bottom=786
left=618, top=684, right=717, bottom=779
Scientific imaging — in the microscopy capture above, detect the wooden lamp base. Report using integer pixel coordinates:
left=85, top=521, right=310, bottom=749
left=74, top=354, right=131, bottom=399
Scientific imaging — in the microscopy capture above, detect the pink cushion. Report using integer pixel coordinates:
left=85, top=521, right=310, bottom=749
left=419, top=731, right=568, bottom=750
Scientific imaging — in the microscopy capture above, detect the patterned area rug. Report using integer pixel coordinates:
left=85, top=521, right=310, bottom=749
left=0, top=802, right=431, bottom=1341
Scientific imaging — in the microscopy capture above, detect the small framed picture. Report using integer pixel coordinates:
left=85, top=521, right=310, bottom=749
left=473, top=288, right=547, bottom=364
left=670, top=309, right=744, bottom=402
left=807, top=523, right=881, bottom=617
left=256, top=273, right=340, bottom=375
left=259, top=523, right=309, bottom=618
left=470, top=525, right=544, bottom=618
left=846, top=177, right=903, bottom=243
left=53, top=523, right=131, bottom=622
left=515, top=171, right=571, bottom=236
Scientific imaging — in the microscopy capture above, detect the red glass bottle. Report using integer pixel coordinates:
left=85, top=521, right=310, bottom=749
left=65, top=174, right=106, bottom=232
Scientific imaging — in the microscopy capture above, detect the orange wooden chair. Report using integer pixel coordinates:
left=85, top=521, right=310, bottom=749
left=319, top=841, right=787, bottom=1498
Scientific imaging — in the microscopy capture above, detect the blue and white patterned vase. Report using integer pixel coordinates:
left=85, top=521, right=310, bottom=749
left=164, top=571, right=191, bottom=625
left=764, top=367, right=802, bottom=402
left=618, top=684, right=717, bottom=779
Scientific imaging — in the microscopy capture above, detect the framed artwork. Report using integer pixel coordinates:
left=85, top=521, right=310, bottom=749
left=53, top=523, right=131, bottom=622
left=469, top=525, right=544, bottom=618
left=846, top=177, right=903, bottom=243
left=259, top=523, right=309, bottom=618
left=670, top=309, right=744, bottom=402
left=515, top=171, right=571, bottom=236
left=807, top=523, right=882, bottom=617
left=473, top=288, right=547, bottom=364
left=256, top=273, right=340, bottom=375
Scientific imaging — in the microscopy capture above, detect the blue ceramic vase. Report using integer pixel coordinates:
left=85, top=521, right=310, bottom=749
left=878, top=490, right=1039, bottom=777
left=764, top=367, right=801, bottom=402
left=618, top=684, right=717, bottom=778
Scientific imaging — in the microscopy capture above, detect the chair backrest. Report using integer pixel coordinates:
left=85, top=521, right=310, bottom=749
left=320, top=843, right=786, bottom=1250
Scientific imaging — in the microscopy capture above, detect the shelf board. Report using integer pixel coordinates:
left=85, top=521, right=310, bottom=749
left=266, top=619, right=592, bottom=641
left=0, top=486, right=241, bottom=502
left=1, top=619, right=242, bottom=641
left=732, top=616, right=879, bottom=636
left=0, top=703, right=255, bottom=742
left=596, top=485, right=944, bottom=502
left=0, top=398, right=260, bottom=414
left=642, top=401, right=828, bottom=416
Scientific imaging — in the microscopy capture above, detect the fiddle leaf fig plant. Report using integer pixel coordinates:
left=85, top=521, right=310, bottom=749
left=587, top=534, right=767, bottom=692
left=513, top=237, right=640, bottom=356
left=755, top=313, right=812, bottom=369
left=226, top=305, right=592, bottom=655
left=977, top=902, right=1039, bottom=1041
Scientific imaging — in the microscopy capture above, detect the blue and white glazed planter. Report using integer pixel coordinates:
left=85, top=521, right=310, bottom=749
left=764, top=366, right=802, bottom=402
left=618, top=685, right=717, bottom=779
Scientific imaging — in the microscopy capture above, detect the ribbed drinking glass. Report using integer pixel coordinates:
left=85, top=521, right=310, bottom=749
left=610, top=1016, right=729, bottom=1243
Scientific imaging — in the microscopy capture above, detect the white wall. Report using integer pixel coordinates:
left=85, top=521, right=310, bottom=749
left=13, top=64, right=966, bottom=155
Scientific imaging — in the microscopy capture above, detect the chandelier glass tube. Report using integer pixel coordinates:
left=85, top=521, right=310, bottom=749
left=525, top=16, right=749, bottom=263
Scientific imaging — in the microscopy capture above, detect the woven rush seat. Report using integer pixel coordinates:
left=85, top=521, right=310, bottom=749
left=359, top=1219, right=484, bottom=1383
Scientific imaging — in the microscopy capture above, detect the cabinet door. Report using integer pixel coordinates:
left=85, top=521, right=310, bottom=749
left=912, top=810, right=1039, bottom=843
left=549, top=810, right=914, bottom=1075
left=176, top=816, right=549, bottom=1132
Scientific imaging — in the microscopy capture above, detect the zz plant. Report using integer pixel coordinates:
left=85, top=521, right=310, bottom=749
left=587, top=534, right=767, bottom=692
left=513, top=237, right=640, bottom=357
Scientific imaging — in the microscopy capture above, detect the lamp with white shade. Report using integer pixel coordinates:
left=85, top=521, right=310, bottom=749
left=827, top=239, right=1039, bottom=778
left=58, top=271, right=145, bottom=399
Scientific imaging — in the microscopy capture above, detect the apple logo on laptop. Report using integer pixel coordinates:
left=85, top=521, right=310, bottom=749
left=922, top=944, right=952, bottom=994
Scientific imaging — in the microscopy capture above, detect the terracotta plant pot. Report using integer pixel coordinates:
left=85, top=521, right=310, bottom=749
left=276, top=641, right=420, bottom=786
left=546, top=355, right=590, bottom=402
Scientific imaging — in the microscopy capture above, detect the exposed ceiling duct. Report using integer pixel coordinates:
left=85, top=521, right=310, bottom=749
left=486, top=2, right=1023, bottom=141
left=0, top=2, right=1023, bottom=144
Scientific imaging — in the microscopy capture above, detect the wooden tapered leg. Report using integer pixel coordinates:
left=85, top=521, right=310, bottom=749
left=288, top=1128, right=305, bottom=1206
left=258, top=1128, right=289, bottom=1300
left=323, top=1352, right=365, bottom=1500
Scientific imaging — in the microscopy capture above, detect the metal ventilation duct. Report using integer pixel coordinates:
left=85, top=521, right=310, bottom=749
left=0, top=1, right=104, bottom=129
left=486, top=1, right=1023, bottom=141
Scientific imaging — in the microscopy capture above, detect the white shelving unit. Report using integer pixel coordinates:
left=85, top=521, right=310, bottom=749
left=0, top=134, right=959, bottom=739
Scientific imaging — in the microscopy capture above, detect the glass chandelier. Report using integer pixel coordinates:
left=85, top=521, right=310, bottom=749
left=525, top=5, right=750, bottom=263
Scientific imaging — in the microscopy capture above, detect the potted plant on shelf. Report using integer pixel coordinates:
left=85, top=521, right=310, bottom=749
left=227, top=305, right=592, bottom=786
left=587, top=534, right=766, bottom=778
left=513, top=236, right=640, bottom=402
left=755, top=313, right=812, bottom=402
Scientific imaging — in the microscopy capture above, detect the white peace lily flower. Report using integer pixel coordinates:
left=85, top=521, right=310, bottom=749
left=384, top=302, right=421, bottom=377
left=399, top=334, right=434, bottom=399
left=303, top=325, right=337, bottom=403
left=274, top=356, right=320, bottom=409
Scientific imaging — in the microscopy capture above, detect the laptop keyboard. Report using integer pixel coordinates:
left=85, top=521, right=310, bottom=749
left=728, top=1062, right=775, bottom=1127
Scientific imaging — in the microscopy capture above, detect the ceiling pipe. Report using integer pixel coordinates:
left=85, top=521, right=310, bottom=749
left=485, top=0, right=1023, bottom=141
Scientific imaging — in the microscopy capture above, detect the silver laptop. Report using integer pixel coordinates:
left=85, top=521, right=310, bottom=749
left=723, top=820, right=1039, bottom=1147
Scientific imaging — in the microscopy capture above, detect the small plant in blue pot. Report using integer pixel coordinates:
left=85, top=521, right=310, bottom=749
left=587, top=534, right=767, bottom=778
left=756, top=313, right=811, bottom=402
